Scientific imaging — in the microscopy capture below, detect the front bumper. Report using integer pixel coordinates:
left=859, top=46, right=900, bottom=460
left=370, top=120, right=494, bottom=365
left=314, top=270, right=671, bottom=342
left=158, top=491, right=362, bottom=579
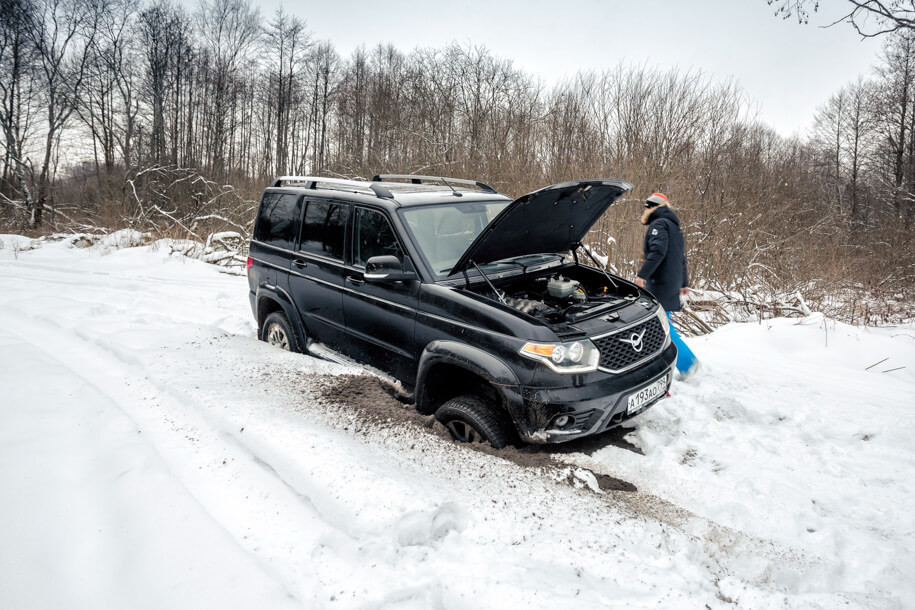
left=511, top=343, right=677, bottom=444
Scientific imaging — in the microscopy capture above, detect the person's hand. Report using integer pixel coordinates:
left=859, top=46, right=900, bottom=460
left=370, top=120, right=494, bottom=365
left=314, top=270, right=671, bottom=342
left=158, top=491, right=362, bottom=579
left=634, top=277, right=646, bottom=288
left=680, top=287, right=690, bottom=296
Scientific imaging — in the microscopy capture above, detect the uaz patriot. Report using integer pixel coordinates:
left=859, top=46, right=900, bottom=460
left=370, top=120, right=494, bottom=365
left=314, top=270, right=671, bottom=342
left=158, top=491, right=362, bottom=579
left=247, top=175, right=676, bottom=448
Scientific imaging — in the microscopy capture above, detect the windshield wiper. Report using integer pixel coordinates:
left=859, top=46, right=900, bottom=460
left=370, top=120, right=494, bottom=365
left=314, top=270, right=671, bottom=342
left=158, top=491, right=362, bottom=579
left=491, top=254, right=562, bottom=273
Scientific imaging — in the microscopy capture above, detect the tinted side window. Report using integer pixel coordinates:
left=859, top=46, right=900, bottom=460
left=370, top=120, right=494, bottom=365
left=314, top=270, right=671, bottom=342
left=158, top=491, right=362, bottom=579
left=299, top=201, right=347, bottom=260
left=254, top=192, right=298, bottom=249
left=353, top=208, right=403, bottom=267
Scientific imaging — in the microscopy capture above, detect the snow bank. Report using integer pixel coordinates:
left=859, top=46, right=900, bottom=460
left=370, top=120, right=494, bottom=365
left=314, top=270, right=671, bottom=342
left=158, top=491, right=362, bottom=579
left=0, top=234, right=42, bottom=255
left=95, top=229, right=153, bottom=250
left=578, top=315, right=915, bottom=603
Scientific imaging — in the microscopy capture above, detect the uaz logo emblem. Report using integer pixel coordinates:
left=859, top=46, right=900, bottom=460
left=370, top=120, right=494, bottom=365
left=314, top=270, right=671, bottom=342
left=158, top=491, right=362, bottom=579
left=618, top=328, right=646, bottom=353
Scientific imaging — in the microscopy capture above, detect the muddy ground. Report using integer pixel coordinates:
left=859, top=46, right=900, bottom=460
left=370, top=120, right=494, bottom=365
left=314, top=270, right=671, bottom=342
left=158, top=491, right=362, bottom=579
left=316, top=374, right=638, bottom=493
left=304, top=370, right=760, bottom=555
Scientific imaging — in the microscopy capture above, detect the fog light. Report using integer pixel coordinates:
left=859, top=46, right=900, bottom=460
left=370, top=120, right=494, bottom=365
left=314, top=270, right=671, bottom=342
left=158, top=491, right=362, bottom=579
left=554, top=415, right=570, bottom=428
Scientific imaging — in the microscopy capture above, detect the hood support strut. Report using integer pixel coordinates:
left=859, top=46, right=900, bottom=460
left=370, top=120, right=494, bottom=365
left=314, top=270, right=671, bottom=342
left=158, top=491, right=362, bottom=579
left=469, top=260, right=507, bottom=305
left=575, top=242, right=618, bottom=289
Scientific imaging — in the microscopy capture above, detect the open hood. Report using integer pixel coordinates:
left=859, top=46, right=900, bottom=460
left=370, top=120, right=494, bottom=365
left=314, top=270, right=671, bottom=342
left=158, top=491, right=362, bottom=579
left=450, top=179, right=634, bottom=276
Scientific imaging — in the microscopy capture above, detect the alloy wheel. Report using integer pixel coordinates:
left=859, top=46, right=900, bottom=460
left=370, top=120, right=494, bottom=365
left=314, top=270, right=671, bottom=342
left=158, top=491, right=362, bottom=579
left=445, top=420, right=481, bottom=443
left=266, top=323, right=290, bottom=351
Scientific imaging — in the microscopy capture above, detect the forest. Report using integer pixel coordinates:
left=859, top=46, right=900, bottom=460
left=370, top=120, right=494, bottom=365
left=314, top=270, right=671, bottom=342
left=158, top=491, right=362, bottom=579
left=1, top=0, right=913, bottom=325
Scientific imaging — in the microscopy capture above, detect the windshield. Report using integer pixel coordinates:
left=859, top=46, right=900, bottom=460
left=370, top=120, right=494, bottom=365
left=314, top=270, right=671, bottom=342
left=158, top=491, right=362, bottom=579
left=400, top=201, right=509, bottom=276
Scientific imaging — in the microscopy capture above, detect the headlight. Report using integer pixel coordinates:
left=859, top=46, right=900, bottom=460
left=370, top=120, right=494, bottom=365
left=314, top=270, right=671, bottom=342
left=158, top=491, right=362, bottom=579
left=520, top=339, right=600, bottom=374
left=656, top=306, right=672, bottom=349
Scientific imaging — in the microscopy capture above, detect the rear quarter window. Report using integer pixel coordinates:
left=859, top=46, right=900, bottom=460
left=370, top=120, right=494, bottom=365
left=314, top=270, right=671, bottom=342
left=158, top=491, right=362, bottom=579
left=254, top=192, right=299, bottom=249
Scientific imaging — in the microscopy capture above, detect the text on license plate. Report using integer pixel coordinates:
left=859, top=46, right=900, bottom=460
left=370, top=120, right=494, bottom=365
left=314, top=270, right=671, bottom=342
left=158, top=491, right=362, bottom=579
left=627, top=374, right=669, bottom=415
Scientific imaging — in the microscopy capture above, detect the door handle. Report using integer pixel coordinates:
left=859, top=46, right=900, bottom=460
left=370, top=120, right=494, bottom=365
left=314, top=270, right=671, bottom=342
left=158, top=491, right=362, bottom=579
left=292, top=259, right=308, bottom=268
left=347, top=277, right=365, bottom=287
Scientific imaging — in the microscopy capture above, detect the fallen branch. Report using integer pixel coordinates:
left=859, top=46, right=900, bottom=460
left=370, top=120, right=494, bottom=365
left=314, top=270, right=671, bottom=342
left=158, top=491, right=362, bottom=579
left=865, top=357, right=889, bottom=371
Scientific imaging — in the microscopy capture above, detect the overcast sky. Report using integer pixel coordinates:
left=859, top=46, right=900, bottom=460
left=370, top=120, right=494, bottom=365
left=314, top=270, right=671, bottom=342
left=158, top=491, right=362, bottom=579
left=237, top=0, right=883, bottom=137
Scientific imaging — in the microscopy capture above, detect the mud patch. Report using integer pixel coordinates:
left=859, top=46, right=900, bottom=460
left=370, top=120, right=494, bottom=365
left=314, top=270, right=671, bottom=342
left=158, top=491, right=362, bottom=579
left=315, top=373, right=450, bottom=439
left=469, top=442, right=637, bottom=492
left=316, top=373, right=636, bottom=493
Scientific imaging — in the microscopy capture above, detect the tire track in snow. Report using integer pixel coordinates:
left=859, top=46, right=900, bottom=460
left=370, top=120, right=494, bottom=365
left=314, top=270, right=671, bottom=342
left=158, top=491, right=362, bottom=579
left=0, top=328, right=305, bottom=610
left=0, top=306, right=338, bottom=604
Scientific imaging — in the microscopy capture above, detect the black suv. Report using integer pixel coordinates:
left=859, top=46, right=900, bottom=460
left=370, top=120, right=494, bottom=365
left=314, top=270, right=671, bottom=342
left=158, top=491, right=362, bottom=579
left=247, top=175, right=676, bottom=448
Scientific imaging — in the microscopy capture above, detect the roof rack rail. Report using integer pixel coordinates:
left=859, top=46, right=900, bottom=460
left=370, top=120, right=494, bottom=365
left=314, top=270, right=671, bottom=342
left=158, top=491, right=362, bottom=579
left=270, top=175, right=393, bottom=199
left=372, top=174, right=497, bottom=194
left=271, top=176, right=356, bottom=189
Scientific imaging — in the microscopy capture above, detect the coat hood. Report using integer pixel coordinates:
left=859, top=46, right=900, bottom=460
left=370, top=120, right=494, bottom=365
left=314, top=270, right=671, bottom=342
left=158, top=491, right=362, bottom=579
left=450, top=179, right=633, bottom=276
left=642, top=203, right=680, bottom=226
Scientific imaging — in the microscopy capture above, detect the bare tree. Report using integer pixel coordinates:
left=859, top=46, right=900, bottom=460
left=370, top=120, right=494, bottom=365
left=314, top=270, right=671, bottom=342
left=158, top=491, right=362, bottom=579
left=195, top=0, right=260, bottom=178
left=0, top=0, right=39, bottom=210
left=305, top=41, right=338, bottom=174
left=769, top=0, right=915, bottom=37
left=19, top=0, right=106, bottom=226
left=334, top=46, right=370, bottom=173
left=138, top=1, right=193, bottom=167
left=872, top=30, right=915, bottom=223
left=263, top=8, right=310, bottom=176
left=813, top=88, right=848, bottom=211
left=77, top=0, right=143, bottom=174
left=844, top=78, right=876, bottom=220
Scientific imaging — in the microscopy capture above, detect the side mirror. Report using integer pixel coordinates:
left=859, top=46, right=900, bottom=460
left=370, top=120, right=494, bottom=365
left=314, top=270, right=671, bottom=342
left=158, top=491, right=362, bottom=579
left=364, top=255, right=415, bottom=282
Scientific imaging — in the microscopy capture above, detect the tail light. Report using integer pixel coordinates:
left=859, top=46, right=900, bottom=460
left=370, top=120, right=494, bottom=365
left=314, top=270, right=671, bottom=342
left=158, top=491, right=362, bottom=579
left=246, top=256, right=253, bottom=275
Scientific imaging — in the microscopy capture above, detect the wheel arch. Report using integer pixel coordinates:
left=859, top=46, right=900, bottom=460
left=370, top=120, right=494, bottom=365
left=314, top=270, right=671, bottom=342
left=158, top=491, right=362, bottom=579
left=415, top=340, right=523, bottom=418
left=255, top=287, right=307, bottom=350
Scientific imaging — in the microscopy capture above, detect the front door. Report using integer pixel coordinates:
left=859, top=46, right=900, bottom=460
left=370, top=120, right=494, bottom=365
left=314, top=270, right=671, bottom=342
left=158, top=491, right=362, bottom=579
left=342, top=206, right=419, bottom=384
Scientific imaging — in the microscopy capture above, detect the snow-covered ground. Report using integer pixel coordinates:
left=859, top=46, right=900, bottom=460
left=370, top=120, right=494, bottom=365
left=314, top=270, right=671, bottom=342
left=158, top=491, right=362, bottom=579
left=1, top=234, right=913, bottom=609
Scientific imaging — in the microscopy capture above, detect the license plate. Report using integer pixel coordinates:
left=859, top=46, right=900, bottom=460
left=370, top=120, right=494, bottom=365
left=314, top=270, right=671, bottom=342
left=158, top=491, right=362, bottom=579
left=627, top=374, right=669, bottom=415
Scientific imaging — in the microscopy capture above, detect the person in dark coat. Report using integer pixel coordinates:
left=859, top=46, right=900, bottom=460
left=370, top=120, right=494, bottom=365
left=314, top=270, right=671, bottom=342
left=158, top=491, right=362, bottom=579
left=634, top=193, right=699, bottom=377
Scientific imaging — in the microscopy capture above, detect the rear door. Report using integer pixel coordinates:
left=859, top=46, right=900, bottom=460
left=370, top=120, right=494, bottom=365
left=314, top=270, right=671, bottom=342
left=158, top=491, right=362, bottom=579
left=342, top=206, right=419, bottom=383
left=249, top=190, right=301, bottom=294
left=288, top=198, right=349, bottom=350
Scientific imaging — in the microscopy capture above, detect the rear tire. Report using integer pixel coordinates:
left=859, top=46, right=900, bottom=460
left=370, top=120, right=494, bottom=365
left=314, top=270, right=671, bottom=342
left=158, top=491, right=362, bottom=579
left=261, top=311, right=300, bottom=353
left=435, top=395, right=510, bottom=449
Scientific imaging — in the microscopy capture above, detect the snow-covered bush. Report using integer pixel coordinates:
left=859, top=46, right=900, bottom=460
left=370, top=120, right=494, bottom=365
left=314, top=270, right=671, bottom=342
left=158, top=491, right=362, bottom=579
left=165, top=232, right=248, bottom=269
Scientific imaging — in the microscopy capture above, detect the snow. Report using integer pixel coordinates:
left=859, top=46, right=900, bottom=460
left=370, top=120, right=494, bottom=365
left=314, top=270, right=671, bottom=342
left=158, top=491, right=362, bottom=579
left=207, top=231, right=244, bottom=244
left=1, top=234, right=913, bottom=609
left=574, top=316, right=915, bottom=602
left=95, top=229, right=152, bottom=250
left=0, top=233, right=41, bottom=252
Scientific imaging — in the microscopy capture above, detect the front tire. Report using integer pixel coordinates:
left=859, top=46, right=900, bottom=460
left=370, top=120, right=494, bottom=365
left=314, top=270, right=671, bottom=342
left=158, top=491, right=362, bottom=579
left=261, top=311, right=300, bottom=353
left=435, top=395, right=510, bottom=449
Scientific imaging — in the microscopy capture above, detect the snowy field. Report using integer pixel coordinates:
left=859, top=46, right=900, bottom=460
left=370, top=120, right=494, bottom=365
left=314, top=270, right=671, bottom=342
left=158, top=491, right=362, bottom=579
left=1, top=234, right=913, bottom=609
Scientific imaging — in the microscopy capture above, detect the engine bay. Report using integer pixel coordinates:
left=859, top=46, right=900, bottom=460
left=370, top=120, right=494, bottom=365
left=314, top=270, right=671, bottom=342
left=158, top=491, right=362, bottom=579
left=472, top=268, right=636, bottom=325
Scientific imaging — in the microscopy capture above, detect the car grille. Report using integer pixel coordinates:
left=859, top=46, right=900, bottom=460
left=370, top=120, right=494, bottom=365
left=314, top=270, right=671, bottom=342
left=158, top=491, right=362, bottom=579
left=593, top=316, right=666, bottom=372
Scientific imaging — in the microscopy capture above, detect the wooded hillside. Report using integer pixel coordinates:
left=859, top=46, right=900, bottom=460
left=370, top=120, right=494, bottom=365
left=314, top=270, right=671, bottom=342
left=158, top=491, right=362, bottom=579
left=2, top=0, right=913, bottom=323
